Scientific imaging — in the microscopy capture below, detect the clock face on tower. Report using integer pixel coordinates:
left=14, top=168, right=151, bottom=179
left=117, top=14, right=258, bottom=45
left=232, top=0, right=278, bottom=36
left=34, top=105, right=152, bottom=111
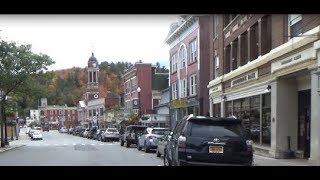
left=92, top=63, right=96, bottom=68
left=134, top=101, right=138, bottom=105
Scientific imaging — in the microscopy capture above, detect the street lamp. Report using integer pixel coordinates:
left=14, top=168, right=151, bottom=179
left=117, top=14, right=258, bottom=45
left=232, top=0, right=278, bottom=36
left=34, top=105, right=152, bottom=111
left=96, top=111, right=99, bottom=129
left=137, top=87, right=141, bottom=125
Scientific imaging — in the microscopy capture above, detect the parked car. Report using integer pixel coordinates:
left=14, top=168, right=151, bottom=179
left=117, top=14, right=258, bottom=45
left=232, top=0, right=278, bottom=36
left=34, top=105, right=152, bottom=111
left=120, top=125, right=148, bottom=147
left=93, top=129, right=105, bottom=141
left=82, top=128, right=90, bottom=138
left=164, top=115, right=253, bottom=166
left=156, top=132, right=171, bottom=157
left=87, top=127, right=98, bottom=139
left=102, top=128, right=119, bottom=142
left=28, top=129, right=36, bottom=137
left=137, top=127, right=170, bottom=153
left=73, top=126, right=84, bottom=136
left=31, top=130, right=43, bottom=140
left=59, top=127, right=68, bottom=133
left=43, top=125, right=50, bottom=132
left=68, top=128, right=74, bottom=134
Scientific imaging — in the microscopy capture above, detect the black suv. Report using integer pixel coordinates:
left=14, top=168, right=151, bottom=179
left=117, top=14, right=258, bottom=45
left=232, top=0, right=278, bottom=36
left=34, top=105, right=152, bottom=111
left=120, top=125, right=147, bottom=148
left=164, top=115, right=253, bottom=166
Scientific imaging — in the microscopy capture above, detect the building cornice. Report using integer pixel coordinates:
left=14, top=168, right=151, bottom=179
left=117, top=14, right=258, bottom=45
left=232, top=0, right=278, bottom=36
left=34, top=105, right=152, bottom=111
left=165, top=16, right=198, bottom=45
left=207, top=25, right=320, bottom=89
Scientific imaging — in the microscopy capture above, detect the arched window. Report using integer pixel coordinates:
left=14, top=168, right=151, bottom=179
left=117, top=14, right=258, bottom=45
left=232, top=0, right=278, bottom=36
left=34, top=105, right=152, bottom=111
left=179, top=45, right=187, bottom=68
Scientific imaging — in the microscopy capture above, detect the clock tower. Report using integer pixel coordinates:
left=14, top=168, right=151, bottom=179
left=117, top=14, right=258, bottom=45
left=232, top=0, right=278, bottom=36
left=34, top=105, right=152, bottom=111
left=86, top=53, right=99, bottom=101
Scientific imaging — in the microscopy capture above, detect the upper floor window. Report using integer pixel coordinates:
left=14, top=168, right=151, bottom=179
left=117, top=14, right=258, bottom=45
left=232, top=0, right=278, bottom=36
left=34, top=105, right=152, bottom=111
left=180, top=79, right=187, bottom=98
left=171, top=53, right=178, bottom=73
left=289, top=14, right=302, bottom=38
left=131, top=77, right=137, bottom=91
left=190, top=74, right=197, bottom=96
left=214, top=56, right=219, bottom=79
left=214, top=15, right=219, bottom=38
left=50, top=110, right=53, bottom=115
left=189, top=39, right=197, bottom=63
left=179, top=46, right=186, bottom=68
left=172, top=82, right=178, bottom=100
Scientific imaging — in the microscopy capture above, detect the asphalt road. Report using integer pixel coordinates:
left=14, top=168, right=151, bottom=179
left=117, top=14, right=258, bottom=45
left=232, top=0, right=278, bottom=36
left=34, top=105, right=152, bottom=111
left=0, top=128, right=310, bottom=166
left=0, top=128, right=163, bottom=166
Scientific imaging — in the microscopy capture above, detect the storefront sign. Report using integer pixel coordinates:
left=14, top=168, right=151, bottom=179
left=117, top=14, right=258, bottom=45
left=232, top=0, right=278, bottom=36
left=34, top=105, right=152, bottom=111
left=271, top=47, right=314, bottom=73
left=172, top=99, right=187, bottom=108
left=132, top=99, right=139, bottom=109
left=209, top=85, right=222, bottom=94
left=231, top=71, right=258, bottom=87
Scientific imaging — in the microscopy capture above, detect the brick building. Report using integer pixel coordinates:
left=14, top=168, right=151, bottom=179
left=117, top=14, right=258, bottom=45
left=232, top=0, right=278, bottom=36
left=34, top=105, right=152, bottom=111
left=207, top=14, right=320, bottom=164
left=122, top=62, right=168, bottom=122
left=38, top=98, right=78, bottom=129
left=165, top=15, right=213, bottom=129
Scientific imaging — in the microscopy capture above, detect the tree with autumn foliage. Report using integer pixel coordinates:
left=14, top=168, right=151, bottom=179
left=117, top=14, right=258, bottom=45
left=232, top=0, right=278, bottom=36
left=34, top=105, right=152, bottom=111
left=127, top=112, right=139, bottom=125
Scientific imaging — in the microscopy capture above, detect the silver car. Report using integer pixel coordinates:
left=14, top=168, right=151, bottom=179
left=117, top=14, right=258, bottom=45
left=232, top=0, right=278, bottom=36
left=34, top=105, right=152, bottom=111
left=59, top=127, right=68, bottom=133
left=137, top=127, right=170, bottom=153
left=102, top=128, right=119, bottom=142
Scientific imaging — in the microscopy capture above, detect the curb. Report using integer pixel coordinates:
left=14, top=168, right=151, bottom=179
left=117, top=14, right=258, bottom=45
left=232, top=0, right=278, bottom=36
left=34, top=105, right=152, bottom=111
left=0, top=144, right=25, bottom=153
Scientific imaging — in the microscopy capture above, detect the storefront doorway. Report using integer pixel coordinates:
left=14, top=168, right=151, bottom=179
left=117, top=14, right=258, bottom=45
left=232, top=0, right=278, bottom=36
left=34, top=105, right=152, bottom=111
left=298, top=89, right=311, bottom=158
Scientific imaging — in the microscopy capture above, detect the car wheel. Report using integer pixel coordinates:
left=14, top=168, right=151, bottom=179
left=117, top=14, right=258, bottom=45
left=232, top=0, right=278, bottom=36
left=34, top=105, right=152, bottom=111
left=144, top=142, right=149, bottom=153
left=156, top=148, right=161, bottom=157
left=120, top=139, right=124, bottom=146
left=126, top=141, right=130, bottom=148
left=137, top=142, right=142, bottom=151
left=164, top=151, right=171, bottom=166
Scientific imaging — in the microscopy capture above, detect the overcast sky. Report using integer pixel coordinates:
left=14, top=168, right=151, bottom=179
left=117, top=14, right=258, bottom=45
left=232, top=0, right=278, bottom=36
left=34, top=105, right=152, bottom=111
left=0, top=15, right=178, bottom=71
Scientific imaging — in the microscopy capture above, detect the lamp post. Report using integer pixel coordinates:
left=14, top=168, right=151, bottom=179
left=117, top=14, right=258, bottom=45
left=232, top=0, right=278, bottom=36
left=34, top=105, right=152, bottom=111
left=96, top=111, right=99, bottom=129
left=137, top=87, right=141, bottom=125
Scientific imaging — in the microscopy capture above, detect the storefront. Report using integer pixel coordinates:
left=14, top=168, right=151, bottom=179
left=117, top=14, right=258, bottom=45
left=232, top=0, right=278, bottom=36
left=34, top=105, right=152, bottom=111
left=208, top=26, right=320, bottom=164
left=169, top=98, right=199, bottom=130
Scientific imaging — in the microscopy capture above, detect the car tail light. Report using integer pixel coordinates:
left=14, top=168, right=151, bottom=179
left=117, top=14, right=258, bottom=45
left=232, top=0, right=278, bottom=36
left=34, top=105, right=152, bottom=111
left=178, top=135, right=186, bottom=149
left=246, top=140, right=253, bottom=152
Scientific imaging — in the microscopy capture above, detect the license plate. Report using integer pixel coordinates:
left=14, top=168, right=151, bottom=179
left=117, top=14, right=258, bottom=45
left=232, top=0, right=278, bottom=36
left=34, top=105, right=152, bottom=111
left=209, top=146, right=223, bottom=153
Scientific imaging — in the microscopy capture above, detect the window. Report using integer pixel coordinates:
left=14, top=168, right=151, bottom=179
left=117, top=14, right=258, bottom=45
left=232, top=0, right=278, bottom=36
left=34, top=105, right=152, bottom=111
left=289, top=14, right=302, bottom=38
left=131, top=77, right=137, bottom=91
left=171, top=53, right=178, bottom=73
left=89, top=71, right=92, bottom=83
left=93, top=72, right=96, bottom=83
left=179, top=46, right=186, bottom=68
left=214, top=56, right=219, bottom=79
left=180, top=79, right=187, bottom=98
left=100, top=108, right=104, bottom=115
left=189, top=74, right=197, bottom=96
left=89, top=110, right=92, bottom=117
left=189, top=39, right=197, bottom=63
left=214, top=15, right=219, bottom=38
left=172, top=82, right=177, bottom=100
left=50, top=110, right=53, bottom=115
left=59, top=110, right=62, bottom=115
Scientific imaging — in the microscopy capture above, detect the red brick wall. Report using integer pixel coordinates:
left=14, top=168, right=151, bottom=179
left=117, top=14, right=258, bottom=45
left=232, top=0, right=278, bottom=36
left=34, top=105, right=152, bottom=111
left=136, top=64, right=152, bottom=115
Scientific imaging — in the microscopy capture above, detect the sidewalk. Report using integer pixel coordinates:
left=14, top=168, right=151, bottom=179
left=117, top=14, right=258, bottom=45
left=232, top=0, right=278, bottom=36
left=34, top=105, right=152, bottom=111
left=253, top=154, right=312, bottom=166
left=0, top=128, right=28, bottom=153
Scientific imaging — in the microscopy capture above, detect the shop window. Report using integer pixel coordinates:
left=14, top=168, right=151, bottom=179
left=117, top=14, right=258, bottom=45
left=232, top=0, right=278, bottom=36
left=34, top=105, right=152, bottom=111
left=225, top=101, right=233, bottom=117
left=262, top=93, right=271, bottom=145
left=213, top=103, right=221, bottom=117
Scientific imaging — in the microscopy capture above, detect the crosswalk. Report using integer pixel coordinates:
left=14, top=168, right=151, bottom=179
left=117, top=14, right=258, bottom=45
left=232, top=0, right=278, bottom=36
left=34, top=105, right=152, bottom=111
left=27, top=143, right=116, bottom=147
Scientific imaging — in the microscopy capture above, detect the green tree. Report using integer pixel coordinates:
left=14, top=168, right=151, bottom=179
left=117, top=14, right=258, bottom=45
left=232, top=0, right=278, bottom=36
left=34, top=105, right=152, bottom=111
left=0, top=40, right=54, bottom=100
left=0, top=40, right=54, bottom=126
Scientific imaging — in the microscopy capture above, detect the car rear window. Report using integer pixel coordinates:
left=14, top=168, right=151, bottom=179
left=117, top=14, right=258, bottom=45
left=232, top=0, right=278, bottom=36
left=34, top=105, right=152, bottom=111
left=152, top=129, right=169, bottom=135
left=189, top=122, right=245, bottom=138
left=107, top=129, right=118, bottom=132
left=131, top=127, right=147, bottom=132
